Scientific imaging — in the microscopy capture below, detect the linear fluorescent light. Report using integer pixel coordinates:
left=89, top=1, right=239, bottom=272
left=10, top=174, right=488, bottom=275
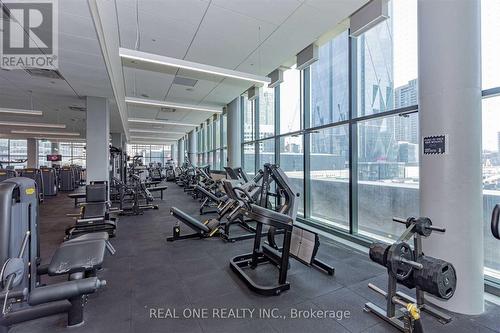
left=11, top=130, right=80, bottom=136
left=125, top=97, right=222, bottom=114
left=31, top=137, right=85, bottom=141
left=0, top=108, right=43, bottom=116
left=131, top=136, right=181, bottom=141
left=120, top=47, right=271, bottom=85
left=128, top=118, right=197, bottom=127
left=130, top=140, right=175, bottom=145
left=0, top=121, right=66, bottom=128
left=130, top=129, right=185, bottom=135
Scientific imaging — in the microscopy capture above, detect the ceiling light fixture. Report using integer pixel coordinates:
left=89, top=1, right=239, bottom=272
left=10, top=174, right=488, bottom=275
left=0, top=108, right=43, bottom=116
left=0, top=121, right=66, bottom=128
left=120, top=47, right=271, bottom=85
left=128, top=118, right=197, bottom=127
left=125, top=97, right=222, bottom=114
left=131, top=136, right=182, bottom=140
left=11, top=130, right=80, bottom=136
left=129, top=129, right=185, bottom=135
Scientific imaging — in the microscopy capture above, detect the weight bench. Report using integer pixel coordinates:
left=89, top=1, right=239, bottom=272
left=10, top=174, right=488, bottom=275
left=68, top=192, right=86, bottom=207
left=167, top=207, right=219, bottom=241
left=148, top=185, right=168, bottom=200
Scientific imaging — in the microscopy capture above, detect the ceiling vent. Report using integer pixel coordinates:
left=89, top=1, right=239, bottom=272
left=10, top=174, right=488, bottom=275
left=25, top=68, right=64, bottom=80
left=69, top=106, right=86, bottom=112
left=160, top=107, right=176, bottom=113
left=173, top=76, right=197, bottom=87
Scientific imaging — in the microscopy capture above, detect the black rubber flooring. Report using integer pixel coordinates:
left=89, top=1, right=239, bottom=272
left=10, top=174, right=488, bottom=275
left=10, top=183, right=500, bottom=333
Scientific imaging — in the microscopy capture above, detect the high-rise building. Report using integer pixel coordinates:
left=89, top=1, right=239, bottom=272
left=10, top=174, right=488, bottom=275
left=394, top=79, right=419, bottom=144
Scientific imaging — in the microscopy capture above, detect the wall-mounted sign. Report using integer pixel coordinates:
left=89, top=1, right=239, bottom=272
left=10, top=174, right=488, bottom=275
left=423, top=135, right=447, bottom=155
left=46, top=154, right=62, bottom=161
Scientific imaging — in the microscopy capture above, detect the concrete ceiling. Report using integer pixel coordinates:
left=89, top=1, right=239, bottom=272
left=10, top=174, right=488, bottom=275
left=0, top=0, right=368, bottom=143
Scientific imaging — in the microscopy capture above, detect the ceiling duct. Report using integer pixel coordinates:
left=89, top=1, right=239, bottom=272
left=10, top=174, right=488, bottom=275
left=173, top=76, right=198, bottom=87
left=69, top=106, right=87, bottom=112
left=25, top=68, right=65, bottom=80
left=268, top=67, right=285, bottom=88
left=350, top=0, right=389, bottom=37
left=296, top=44, right=318, bottom=71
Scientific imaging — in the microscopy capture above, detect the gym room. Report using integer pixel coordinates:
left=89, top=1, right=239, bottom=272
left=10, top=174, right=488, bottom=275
left=0, top=0, right=499, bottom=332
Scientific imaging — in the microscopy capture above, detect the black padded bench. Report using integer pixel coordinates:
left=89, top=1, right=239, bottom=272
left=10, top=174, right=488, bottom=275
left=148, top=185, right=168, bottom=200
left=68, top=192, right=86, bottom=207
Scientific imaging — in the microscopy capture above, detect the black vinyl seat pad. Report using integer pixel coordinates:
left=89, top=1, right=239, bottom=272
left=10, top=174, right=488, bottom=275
left=48, top=240, right=106, bottom=275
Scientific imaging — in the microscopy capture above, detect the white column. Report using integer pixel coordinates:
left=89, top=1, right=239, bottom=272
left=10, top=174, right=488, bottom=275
left=178, top=138, right=185, bottom=165
left=86, top=97, right=110, bottom=186
left=188, top=130, right=197, bottom=166
left=26, top=138, right=38, bottom=169
left=227, top=97, right=241, bottom=167
left=418, top=0, right=483, bottom=314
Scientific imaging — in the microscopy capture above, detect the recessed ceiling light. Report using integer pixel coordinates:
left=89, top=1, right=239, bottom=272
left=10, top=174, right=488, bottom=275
left=0, top=108, right=43, bottom=116
left=0, top=121, right=65, bottom=128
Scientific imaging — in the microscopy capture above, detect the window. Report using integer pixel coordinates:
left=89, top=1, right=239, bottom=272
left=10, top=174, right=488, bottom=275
left=356, top=0, right=418, bottom=116
left=310, top=31, right=349, bottom=127
left=482, top=96, right=500, bottom=280
left=481, top=0, right=500, bottom=90
left=243, top=142, right=256, bottom=175
left=243, top=96, right=255, bottom=142
left=357, top=113, right=419, bottom=241
left=0, top=139, right=27, bottom=169
left=280, top=134, right=304, bottom=214
left=279, top=66, right=301, bottom=134
left=258, top=138, right=275, bottom=166
left=126, top=144, right=171, bottom=166
left=310, top=125, right=350, bottom=229
left=259, top=86, right=275, bottom=139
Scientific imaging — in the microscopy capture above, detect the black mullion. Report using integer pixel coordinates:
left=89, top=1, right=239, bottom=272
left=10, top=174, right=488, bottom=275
left=349, top=31, right=358, bottom=235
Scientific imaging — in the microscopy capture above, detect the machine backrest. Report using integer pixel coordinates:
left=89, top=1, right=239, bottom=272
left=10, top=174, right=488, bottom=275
left=0, top=177, right=39, bottom=292
left=86, top=183, right=107, bottom=202
left=0, top=169, right=18, bottom=182
left=492, top=204, right=500, bottom=240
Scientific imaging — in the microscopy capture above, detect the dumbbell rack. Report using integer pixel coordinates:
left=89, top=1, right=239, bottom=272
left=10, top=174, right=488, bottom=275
left=364, top=217, right=452, bottom=332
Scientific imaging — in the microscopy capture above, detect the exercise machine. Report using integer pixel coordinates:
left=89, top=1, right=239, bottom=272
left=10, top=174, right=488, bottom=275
left=40, top=168, right=58, bottom=196
left=0, top=177, right=107, bottom=333
left=230, top=164, right=334, bottom=296
left=365, top=217, right=456, bottom=332
left=65, top=182, right=119, bottom=242
left=492, top=204, right=500, bottom=240
left=0, top=170, right=17, bottom=183
left=19, top=169, right=44, bottom=203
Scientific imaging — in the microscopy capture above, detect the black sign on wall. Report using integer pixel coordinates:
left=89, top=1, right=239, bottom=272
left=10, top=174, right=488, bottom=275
left=423, top=135, right=447, bottom=155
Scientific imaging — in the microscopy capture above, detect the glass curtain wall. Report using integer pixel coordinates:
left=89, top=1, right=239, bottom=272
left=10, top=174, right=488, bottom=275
left=481, top=0, right=500, bottom=282
left=0, top=139, right=27, bottom=169
left=240, top=2, right=421, bottom=247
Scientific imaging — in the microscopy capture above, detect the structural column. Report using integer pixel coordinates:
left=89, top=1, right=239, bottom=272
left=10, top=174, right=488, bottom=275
left=51, top=142, right=60, bottom=167
left=86, top=96, right=110, bottom=186
left=170, top=144, right=177, bottom=165
left=111, top=132, right=123, bottom=151
left=227, top=97, right=241, bottom=167
left=26, top=138, right=38, bottom=169
left=418, top=0, right=483, bottom=314
left=178, top=138, right=185, bottom=166
left=187, top=130, right=197, bottom=166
